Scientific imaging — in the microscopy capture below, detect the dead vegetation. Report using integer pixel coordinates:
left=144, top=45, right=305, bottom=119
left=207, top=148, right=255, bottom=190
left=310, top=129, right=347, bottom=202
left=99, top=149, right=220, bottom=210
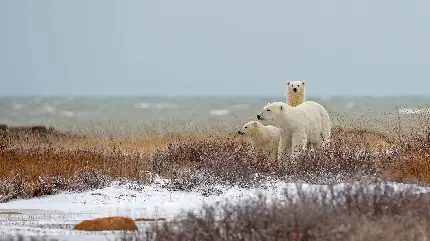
left=0, top=111, right=429, bottom=203
left=119, top=182, right=430, bottom=241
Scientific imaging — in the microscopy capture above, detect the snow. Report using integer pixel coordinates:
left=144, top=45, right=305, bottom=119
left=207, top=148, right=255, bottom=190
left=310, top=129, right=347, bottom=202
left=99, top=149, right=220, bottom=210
left=1, top=178, right=430, bottom=240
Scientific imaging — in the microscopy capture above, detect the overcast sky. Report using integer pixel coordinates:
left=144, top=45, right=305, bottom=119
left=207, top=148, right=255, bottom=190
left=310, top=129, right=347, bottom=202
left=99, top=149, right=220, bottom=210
left=0, top=0, right=429, bottom=97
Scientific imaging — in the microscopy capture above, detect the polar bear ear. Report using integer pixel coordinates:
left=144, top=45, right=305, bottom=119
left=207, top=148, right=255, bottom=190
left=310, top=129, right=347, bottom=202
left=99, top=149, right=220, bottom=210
left=253, top=122, right=258, bottom=126
left=302, top=81, right=306, bottom=85
left=287, top=81, right=290, bottom=86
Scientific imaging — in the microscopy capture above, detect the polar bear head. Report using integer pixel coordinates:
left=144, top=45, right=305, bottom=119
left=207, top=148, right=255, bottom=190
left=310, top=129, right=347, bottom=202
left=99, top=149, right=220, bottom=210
left=238, top=120, right=263, bottom=136
left=256, top=102, right=286, bottom=126
left=287, top=80, right=305, bottom=94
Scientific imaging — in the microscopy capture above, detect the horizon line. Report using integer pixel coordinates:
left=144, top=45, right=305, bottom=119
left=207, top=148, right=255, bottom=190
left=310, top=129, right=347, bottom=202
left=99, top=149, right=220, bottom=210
left=0, top=94, right=429, bottom=98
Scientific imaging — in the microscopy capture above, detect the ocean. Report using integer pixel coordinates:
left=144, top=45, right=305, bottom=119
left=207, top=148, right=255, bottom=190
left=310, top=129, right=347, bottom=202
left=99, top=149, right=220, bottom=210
left=0, top=96, right=429, bottom=137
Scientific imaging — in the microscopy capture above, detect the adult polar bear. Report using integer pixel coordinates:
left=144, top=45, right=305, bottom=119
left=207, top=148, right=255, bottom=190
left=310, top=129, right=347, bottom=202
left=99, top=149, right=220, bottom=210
left=257, top=101, right=331, bottom=159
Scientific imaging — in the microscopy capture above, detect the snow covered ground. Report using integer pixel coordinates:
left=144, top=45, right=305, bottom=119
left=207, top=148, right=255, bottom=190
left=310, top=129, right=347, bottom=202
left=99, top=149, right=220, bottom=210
left=1, top=179, right=430, bottom=241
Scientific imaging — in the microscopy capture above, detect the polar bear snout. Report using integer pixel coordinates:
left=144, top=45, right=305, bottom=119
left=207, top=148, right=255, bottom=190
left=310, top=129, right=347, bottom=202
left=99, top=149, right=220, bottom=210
left=293, top=88, right=297, bottom=92
left=238, top=130, right=244, bottom=135
left=257, top=114, right=265, bottom=121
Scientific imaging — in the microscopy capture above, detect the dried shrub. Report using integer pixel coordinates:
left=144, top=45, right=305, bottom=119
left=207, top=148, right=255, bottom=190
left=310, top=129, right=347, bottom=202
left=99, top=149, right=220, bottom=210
left=149, top=126, right=397, bottom=191
left=384, top=131, right=430, bottom=184
left=69, top=168, right=111, bottom=192
left=122, top=182, right=430, bottom=241
left=151, top=138, right=269, bottom=191
left=0, top=168, right=111, bottom=202
left=279, top=136, right=384, bottom=183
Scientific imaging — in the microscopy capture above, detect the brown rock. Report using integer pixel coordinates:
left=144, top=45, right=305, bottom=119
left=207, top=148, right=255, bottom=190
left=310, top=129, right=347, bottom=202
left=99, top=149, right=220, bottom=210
left=73, top=216, right=139, bottom=231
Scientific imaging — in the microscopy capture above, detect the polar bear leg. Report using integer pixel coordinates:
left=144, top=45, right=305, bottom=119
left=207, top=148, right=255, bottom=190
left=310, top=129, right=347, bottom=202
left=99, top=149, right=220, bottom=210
left=269, top=148, right=278, bottom=165
left=320, top=133, right=330, bottom=149
left=291, top=132, right=308, bottom=158
left=319, top=108, right=331, bottom=149
left=307, top=141, right=316, bottom=151
left=277, top=136, right=291, bottom=161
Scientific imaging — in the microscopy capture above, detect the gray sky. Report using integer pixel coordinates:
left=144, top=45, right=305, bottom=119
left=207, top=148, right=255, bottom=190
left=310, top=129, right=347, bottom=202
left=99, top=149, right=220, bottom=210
left=0, top=0, right=429, bottom=97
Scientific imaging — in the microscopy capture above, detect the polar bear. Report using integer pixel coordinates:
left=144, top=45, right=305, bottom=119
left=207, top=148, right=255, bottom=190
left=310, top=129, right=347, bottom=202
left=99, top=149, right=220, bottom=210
left=256, top=101, right=331, bottom=160
left=286, top=80, right=306, bottom=107
left=238, top=120, right=280, bottom=162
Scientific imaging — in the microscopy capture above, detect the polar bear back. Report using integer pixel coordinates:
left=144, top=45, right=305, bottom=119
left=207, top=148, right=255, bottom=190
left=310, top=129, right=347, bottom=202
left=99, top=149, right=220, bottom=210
left=252, top=125, right=280, bottom=151
left=286, top=101, right=331, bottom=146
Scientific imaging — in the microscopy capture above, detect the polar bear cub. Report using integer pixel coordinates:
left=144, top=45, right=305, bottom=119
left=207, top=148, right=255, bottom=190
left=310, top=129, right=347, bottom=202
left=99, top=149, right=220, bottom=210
left=238, top=121, right=280, bottom=162
left=286, top=80, right=306, bottom=107
left=257, top=101, right=331, bottom=159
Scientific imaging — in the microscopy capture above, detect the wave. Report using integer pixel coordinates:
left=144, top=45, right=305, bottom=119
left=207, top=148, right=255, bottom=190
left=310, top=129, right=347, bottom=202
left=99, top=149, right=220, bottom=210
left=12, top=103, right=23, bottom=110
left=60, top=111, right=75, bottom=117
left=209, top=109, right=231, bottom=116
left=230, top=104, right=250, bottom=110
left=345, top=102, right=355, bottom=108
left=39, top=104, right=55, bottom=114
left=134, top=102, right=178, bottom=109
left=398, top=107, right=430, bottom=115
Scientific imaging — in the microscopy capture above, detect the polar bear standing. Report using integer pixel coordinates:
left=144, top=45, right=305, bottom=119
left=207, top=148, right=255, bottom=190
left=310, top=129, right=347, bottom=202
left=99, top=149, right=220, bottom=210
left=238, top=121, right=280, bottom=162
left=257, top=101, right=331, bottom=159
left=286, top=81, right=306, bottom=107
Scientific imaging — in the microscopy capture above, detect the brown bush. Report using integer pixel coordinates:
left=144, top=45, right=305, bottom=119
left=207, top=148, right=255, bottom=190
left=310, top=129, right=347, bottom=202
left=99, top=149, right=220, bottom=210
left=150, top=128, right=394, bottom=191
left=119, top=182, right=430, bottom=241
left=384, top=131, right=430, bottom=184
left=150, top=138, right=267, bottom=191
left=330, top=126, right=396, bottom=151
left=278, top=135, right=384, bottom=183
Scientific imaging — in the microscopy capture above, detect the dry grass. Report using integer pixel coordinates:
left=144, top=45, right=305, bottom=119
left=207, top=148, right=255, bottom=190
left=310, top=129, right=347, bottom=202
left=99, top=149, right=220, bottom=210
left=118, top=182, right=430, bottom=241
left=0, top=124, right=242, bottom=202
left=1, top=111, right=430, bottom=203
left=0, top=131, right=149, bottom=202
left=384, top=132, right=430, bottom=184
left=330, top=126, right=395, bottom=151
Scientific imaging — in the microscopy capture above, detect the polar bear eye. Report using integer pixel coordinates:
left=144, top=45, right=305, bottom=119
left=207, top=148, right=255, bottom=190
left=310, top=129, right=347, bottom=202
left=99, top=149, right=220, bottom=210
left=245, top=126, right=247, bottom=128
left=267, top=109, right=270, bottom=111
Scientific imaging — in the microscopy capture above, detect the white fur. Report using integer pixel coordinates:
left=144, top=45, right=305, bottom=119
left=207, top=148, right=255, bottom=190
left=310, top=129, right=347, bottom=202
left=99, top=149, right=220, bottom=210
left=257, top=101, right=331, bottom=160
left=238, top=120, right=280, bottom=162
left=286, top=80, right=306, bottom=107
